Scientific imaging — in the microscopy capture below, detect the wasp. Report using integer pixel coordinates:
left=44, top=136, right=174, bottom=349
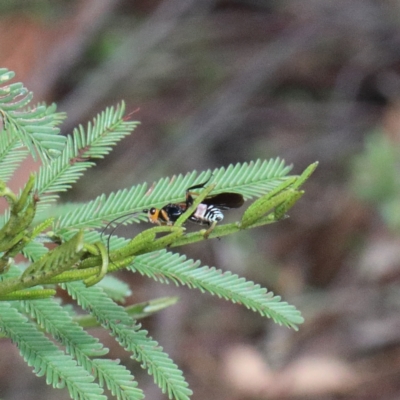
left=143, top=180, right=244, bottom=227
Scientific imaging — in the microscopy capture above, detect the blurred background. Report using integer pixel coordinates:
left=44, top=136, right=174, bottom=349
left=2, top=0, right=400, bottom=399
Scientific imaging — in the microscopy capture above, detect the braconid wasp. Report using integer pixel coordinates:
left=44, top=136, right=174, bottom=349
left=143, top=178, right=244, bottom=228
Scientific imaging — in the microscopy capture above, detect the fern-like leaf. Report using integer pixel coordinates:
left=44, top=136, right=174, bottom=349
left=54, top=158, right=292, bottom=233
left=93, top=359, right=145, bottom=400
left=34, top=102, right=139, bottom=214
left=64, top=281, right=192, bottom=400
left=0, top=301, right=106, bottom=400
left=130, top=250, right=303, bottom=329
left=0, top=69, right=66, bottom=161
left=0, top=124, right=29, bottom=182
left=21, top=297, right=144, bottom=400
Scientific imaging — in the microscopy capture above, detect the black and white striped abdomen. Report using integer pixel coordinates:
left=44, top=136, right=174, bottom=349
left=204, top=205, right=224, bottom=222
left=190, top=203, right=224, bottom=225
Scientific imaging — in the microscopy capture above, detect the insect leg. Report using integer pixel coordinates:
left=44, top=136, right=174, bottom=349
left=201, top=221, right=218, bottom=239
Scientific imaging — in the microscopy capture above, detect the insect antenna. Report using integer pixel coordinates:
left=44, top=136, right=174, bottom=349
left=100, top=212, right=142, bottom=265
left=186, top=174, right=214, bottom=192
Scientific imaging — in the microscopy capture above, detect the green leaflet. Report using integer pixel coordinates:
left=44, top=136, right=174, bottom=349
left=21, top=296, right=144, bottom=400
left=0, top=301, right=106, bottom=399
left=54, top=157, right=292, bottom=234
left=34, top=102, right=140, bottom=214
left=64, top=281, right=191, bottom=400
left=129, top=250, right=304, bottom=329
left=0, top=68, right=66, bottom=163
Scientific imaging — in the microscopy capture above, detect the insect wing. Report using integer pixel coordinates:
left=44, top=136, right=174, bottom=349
left=202, top=193, right=244, bottom=209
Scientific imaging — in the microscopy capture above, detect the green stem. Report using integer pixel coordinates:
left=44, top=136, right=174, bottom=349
left=169, top=213, right=278, bottom=248
left=0, top=288, right=56, bottom=300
